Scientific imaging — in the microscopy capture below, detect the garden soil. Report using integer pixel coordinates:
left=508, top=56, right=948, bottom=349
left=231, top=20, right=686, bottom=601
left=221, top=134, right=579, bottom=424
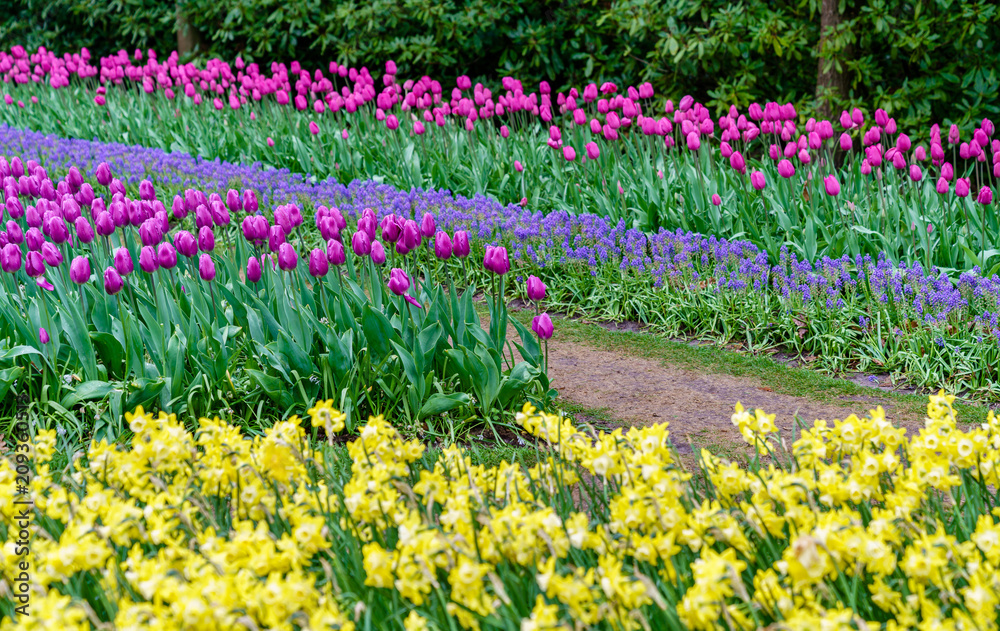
left=499, top=313, right=931, bottom=459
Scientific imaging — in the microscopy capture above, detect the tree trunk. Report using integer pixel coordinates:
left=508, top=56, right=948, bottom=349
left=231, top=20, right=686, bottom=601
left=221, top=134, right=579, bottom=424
left=815, top=0, right=847, bottom=120
left=176, top=2, right=202, bottom=56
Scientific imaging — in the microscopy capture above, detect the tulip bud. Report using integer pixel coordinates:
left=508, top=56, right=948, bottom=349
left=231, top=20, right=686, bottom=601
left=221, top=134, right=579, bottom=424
left=531, top=313, right=554, bottom=340
left=711, top=194, right=722, bottom=206
left=104, top=266, right=124, bottom=294
left=978, top=186, right=994, bottom=205
left=198, top=253, right=216, bottom=281
left=370, top=240, right=387, bottom=265
left=420, top=213, right=436, bottom=238
left=139, top=245, right=159, bottom=273
left=113, top=247, right=133, bottom=276
left=453, top=231, right=470, bottom=258
left=309, top=248, right=328, bottom=277
left=70, top=255, right=91, bottom=284
left=158, top=243, right=178, bottom=269
left=277, top=243, right=298, bottom=271
left=526, top=275, right=546, bottom=301
left=246, top=256, right=262, bottom=283
left=823, top=175, right=841, bottom=196
left=434, top=231, right=452, bottom=260
left=956, top=178, right=971, bottom=198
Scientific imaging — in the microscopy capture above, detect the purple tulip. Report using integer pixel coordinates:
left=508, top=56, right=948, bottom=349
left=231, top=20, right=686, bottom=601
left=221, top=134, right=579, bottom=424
left=226, top=189, right=242, bottom=214
left=824, top=175, right=841, bottom=196
left=113, top=247, right=134, bottom=276
left=139, top=246, right=159, bottom=273
left=420, top=213, right=436, bottom=238
left=41, top=242, right=63, bottom=267
left=74, top=217, right=95, bottom=244
left=6, top=221, right=23, bottom=245
left=532, top=313, right=554, bottom=340
left=434, top=231, right=452, bottom=260
left=309, top=248, right=329, bottom=277
left=277, top=243, right=298, bottom=270
left=711, top=194, right=722, bottom=206
left=484, top=245, right=510, bottom=275
left=909, top=164, right=922, bottom=182
left=198, top=226, right=215, bottom=252
left=268, top=225, right=286, bottom=252
left=371, top=240, right=387, bottom=265
left=70, top=255, right=91, bottom=284
left=198, top=254, right=216, bottom=281
left=94, top=211, right=115, bottom=237
left=351, top=230, right=371, bottom=256
left=139, top=219, right=162, bottom=247
left=246, top=256, right=262, bottom=283
left=400, top=220, right=421, bottom=252
left=527, top=275, right=546, bottom=301
left=39, top=327, right=49, bottom=345
left=1, top=244, right=22, bottom=273
left=327, top=239, right=346, bottom=266
left=44, top=216, right=69, bottom=244
left=242, top=189, right=258, bottom=213
left=750, top=171, right=766, bottom=191
left=26, top=228, right=44, bottom=251
left=95, top=162, right=112, bottom=186
left=103, top=267, right=124, bottom=294
left=380, top=214, right=402, bottom=242
left=936, top=177, right=949, bottom=195
left=157, top=243, right=178, bottom=269
left=387, top=268, right=410, bottom=295
left=138, top=179, right=156, bottom=201
left=453, top=231, right=470, bottom=258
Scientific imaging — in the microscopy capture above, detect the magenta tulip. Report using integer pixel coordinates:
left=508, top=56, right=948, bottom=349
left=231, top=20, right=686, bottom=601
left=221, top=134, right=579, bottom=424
left=387, top=268, right=410, bottom=295
left=139, top=246, right=159, bottom=273
left=823, top=175, right=841, bottom=196
left=453, top=231, right=470, bottom=258
left=327, top=238, right=347, bottom=266
left=527, top=276, right=546, bottom=301
left=434, top=231, right=452, bottom=260
left=371, top=240, right=387, bottom=265
left=277, top=243, right=298, bottom=271
left=198, top=254, right=216, bottom=281
left=532, top=313, right=554, bottom=340
left=750, top=171, right=766, bottom=191
left=103, top=267, right=124, bottom=294
left=309, top=248, right=328, bottom=277
left=978, top=186, right=994, bottom=205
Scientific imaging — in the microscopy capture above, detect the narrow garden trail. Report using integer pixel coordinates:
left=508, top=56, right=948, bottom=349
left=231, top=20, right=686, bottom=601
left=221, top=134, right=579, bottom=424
left=507, top=312, right=933, bottom=457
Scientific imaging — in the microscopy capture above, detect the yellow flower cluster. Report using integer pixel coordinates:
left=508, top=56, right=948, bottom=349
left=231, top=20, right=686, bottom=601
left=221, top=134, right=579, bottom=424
left=3, top=392, right=1000, bottom=630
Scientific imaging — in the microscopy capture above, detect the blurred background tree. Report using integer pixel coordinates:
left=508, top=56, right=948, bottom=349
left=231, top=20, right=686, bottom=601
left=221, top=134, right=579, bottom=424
left=1, top=0, right=997, bottom=128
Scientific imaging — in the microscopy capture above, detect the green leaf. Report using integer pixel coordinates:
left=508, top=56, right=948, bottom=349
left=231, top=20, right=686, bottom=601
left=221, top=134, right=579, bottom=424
left=61, top=381, right=116, bottom=409
left=362, top=305, right=395, bottom=360
left=419, top=392, right=471, bottom=417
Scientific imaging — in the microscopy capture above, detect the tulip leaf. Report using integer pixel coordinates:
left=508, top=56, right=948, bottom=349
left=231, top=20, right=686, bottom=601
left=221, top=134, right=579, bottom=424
left=361, top=305, right=395, bottom=360
left=124, top=378, right=166, bottom=412
left=418, top=392, right=471, bottom=417
left=61, top=380, right=116, bottom=409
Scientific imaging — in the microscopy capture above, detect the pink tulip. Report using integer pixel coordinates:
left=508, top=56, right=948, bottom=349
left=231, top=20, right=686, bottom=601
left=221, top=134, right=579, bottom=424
left=956, top=178, right=971, bottom=197
left=711, top=194, right=722, bottom=206
left=750, top=171, right=766, bottom=191
left=563, top=146, right=576, bottom=161
left=823, top=175, right=840, bottom=196
left=978, top=186, right=994, bottom=205
left=909, top=164, right=922, bottom=181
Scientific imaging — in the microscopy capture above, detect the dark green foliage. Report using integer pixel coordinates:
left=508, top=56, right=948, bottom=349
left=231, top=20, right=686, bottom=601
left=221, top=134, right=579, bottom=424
left=2, top=0, right=998, bottom=128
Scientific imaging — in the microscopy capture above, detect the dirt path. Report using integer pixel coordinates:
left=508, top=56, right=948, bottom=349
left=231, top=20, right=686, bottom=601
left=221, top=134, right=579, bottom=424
left=504, top=313, right=930, bottom=459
